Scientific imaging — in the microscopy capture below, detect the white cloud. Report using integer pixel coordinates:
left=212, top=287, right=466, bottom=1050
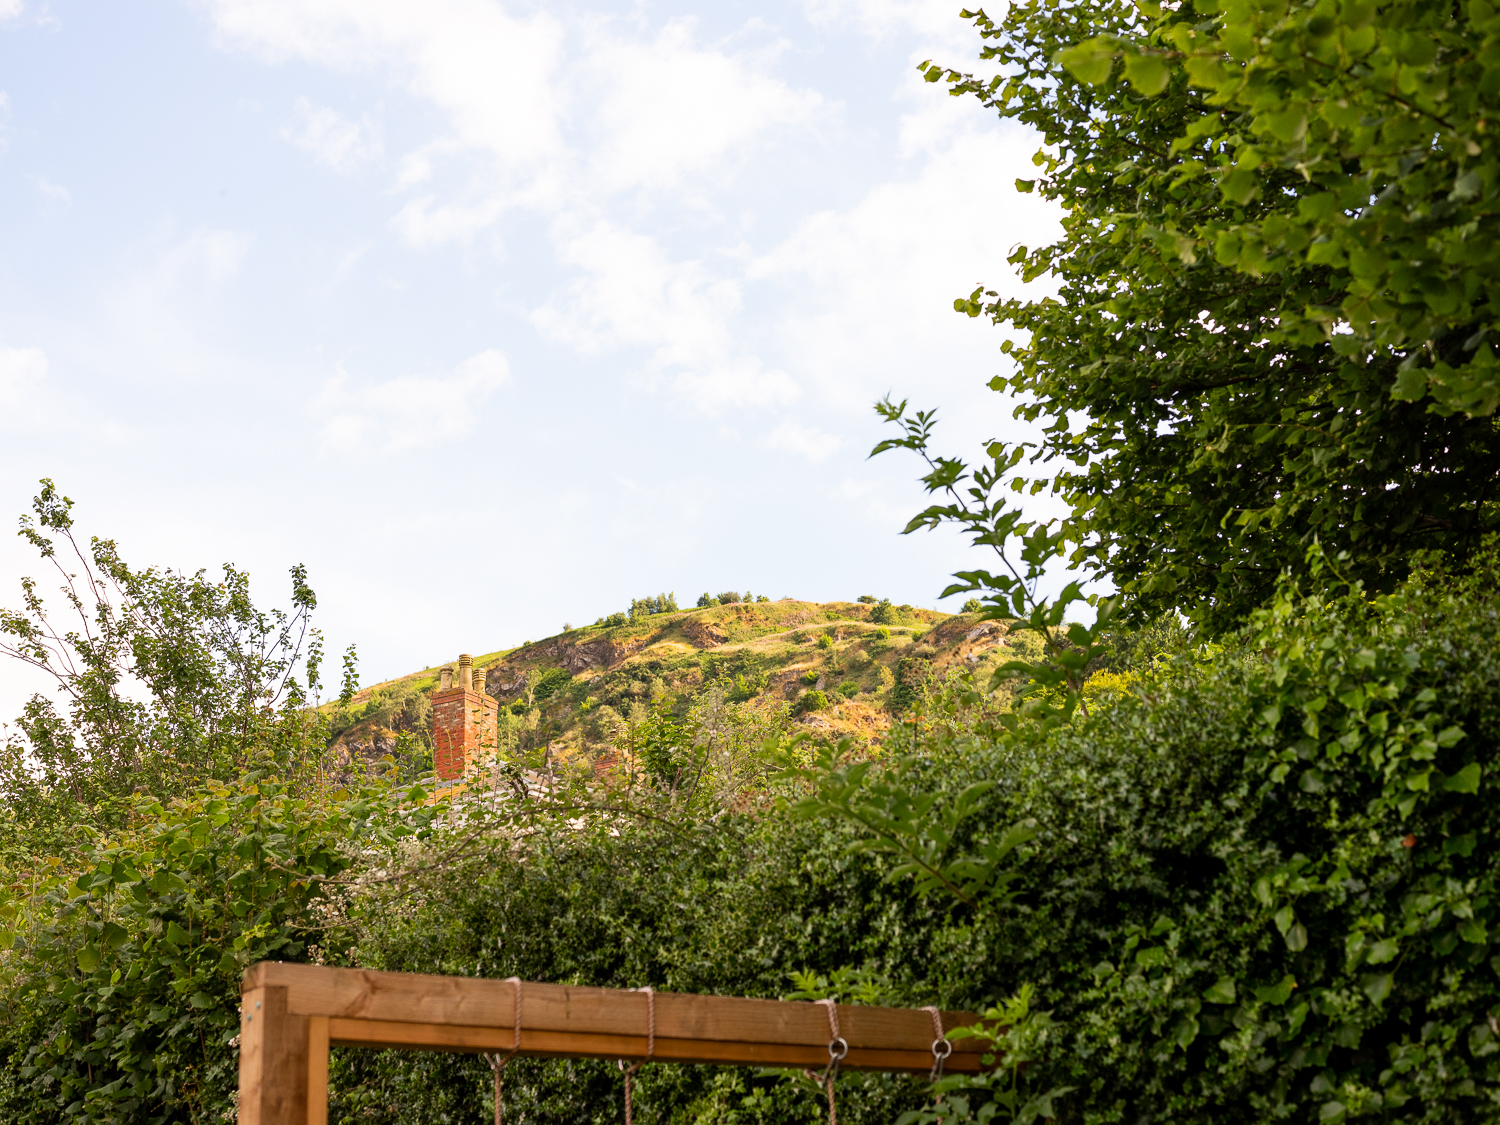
left=583, top=19, right=824, bottom=196
left=796, top=0, right=979, bottom=50
left=0, top=0, right=22, bottom=22
left=751, top=120, right=1061, bottom=412
left=766, top=420, right=842, bottom=462
left=532, top=218, right=798, bottom=413
left=316, top=348, right=510, bottom=455
left=28, top=174, right=70, bottom=203
left=282, top=98, right=382, bottom=172
left=0, top=345, right=47, bottom=407
left=205, top=1, right=826, bottom=229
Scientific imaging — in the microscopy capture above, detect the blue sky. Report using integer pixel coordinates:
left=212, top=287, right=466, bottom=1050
left=0, top=0, right=1061, bottom=696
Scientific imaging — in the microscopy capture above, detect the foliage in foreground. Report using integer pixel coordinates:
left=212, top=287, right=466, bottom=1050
left=917, top=0, right=1500, bottom=631
left=8, top=552, right=1491, bottom=1123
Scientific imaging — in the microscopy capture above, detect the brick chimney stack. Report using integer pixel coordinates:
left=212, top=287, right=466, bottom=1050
left=432, top=652, right=499, bottom=781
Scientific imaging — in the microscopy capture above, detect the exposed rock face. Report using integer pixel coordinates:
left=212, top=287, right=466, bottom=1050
left=563, top=638, right=632, bottom=672
left=681, top=618, right=729, bottom=648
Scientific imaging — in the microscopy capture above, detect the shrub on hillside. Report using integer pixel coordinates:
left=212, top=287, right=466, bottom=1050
left=857, top=595, right=878, bottom=604
left=869, top=598, right=897, bottom=625
left=888, top=657, right=931, bottom=712
left=597, top=612, right=628, bottom=628
left=696, top=593, right=718, bottom=608
left=797, top=689, right=830, bottom=714
left=716, top=590, right=742, bottom=605
left=837, top=681, right=859, bottom=699
left=629, top=592, right=678, bottom=618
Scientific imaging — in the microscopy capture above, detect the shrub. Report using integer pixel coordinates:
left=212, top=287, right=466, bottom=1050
left=716, top=590, right=742, bottom=605
left=961, top=597, right=983, bottom=613
left=857, top=595, right=878, bottom=604
left=756, top=595, right=770, bottom=603
left=877, top=626, right=891, bottom=640
left=801, top=670, right=820, bottom=686
left=888, top=657, right=930, bottom=712
left=869, top=599, right=897, bottom=625
left=877, top=666, right=896, bottom=692
left=628, top=592, right=679, bottom=619
left=796, top=689, right=829, bottom=714
left=837, top=681, right=859, bottom=698
left=817, top=634, right=834, bottom=650
left=598, top=612, right=628, bottom=628
left=696, top=593, right=718, bottom=608
left=532, top=667, right=572, bottom=702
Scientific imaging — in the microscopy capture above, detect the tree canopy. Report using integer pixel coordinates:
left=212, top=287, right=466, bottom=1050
left=922, top=0, right=1500, bottom=630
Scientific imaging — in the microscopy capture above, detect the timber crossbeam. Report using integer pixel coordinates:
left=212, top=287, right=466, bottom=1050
left=238, top=962, right=989, bottom=1125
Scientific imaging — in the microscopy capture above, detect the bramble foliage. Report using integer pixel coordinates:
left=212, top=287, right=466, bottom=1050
left=800, top=554, right=1500, bottom=1124
left=913, top=0, right=1500, bottom=631
left=0, top=768, right=440, bottom=1124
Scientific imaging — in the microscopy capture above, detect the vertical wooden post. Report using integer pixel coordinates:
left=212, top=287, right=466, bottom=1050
left=307, top=1016, right=330, bottom=1125
left=238, top=985, right=309, bottom=1125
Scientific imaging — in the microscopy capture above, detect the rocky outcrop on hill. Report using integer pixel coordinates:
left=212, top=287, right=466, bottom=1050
left=681, top=618, right=728, bottom=648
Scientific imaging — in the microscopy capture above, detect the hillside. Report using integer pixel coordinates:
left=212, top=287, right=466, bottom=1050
left=328, top=596, right=1033, bottom=778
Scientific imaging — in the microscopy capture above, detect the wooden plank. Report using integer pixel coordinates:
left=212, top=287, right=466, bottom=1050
left=244, top=963, right=984, bottom=1059
left=307, top=1017, right=329, bottom=1125
left=237, top=985, right=309, bottom=1125
left=326, top=1018, right=986, bottom=1074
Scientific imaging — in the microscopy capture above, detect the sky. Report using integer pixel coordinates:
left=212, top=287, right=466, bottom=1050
left=0, top=0, right=1062, bottom=698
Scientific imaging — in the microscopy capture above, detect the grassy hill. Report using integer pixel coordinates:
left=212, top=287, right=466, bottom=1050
left=328, top=596, right=1033, bottom=778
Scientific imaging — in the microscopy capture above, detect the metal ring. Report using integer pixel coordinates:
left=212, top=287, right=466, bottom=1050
left=827, top=1036, right=849, bottom=1063
left=931, top=1038, right=952, bottom=1061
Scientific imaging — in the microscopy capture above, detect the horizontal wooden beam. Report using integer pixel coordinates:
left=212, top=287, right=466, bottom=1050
left=243, top=962, right=987, bottom=1072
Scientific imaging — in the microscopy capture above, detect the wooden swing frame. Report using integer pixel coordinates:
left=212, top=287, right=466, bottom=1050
left=237, top=962, right=987, bottom=1124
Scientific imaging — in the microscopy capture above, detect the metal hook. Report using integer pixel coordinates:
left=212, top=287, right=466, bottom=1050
left=929, top=1037, right=952, bottom=1082
left=827, top=1036, right=849, bottom=1065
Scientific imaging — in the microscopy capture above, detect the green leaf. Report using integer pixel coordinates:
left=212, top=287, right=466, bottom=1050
left=1362, top=973, right=1393, bottom=1005
left=101, top=921, right=129, bottom=951
left=1202, top=977, right=1237, bottom=1004
left=1366, top=937, right=1399, bottom=964
left=1390, top=366, right=1430, bottom=401
left=76, top=945, right=100, bottom=973
left=1057, top=38, right=1117, bottom=86
left=1443, top=762, right=1482, bottom=793
left=1255, top=975, right=1296, bottom=1005
left=1122, top=53, right=1171, bottom=95
left=166, top=921, right=191, bottom=946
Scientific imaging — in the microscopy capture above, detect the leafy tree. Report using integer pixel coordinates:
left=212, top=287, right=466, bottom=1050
left=0, top=482, right=344, bottom=846
left=912, top=0, right=1500, bottom=632
left=869, top=598, right=898, bottom=625
left=628, top=592, right=679, bottom=619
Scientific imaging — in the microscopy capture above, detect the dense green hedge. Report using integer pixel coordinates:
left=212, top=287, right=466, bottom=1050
left=332, top=562, right=1500, bottom=1124
left=4, top=561, right=1499, bottom=1123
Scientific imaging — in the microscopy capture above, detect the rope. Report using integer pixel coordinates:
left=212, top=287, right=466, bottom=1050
left=803, top=999, right=847, bottom=1125
left=920, top=1005, right=952, bottom=1082
left=483, top=977, right=523, bottom=1125
left=620, top=986, right=655, bottom=1125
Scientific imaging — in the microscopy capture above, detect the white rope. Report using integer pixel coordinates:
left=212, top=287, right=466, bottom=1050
left=484, top=978, right=523, bottom=1125
left=622, top=986, right=655, bottom=1125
